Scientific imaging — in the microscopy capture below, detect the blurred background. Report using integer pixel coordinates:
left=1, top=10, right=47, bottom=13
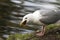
left=0, top=0, right=60, bottom=40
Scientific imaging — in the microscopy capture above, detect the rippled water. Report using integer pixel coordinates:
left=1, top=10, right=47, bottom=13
left=10, top=0, right=60, bottom=25
left=1, top=0, right=60, bottom=39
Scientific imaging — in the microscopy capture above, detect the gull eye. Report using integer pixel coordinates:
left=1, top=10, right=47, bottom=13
left=25, top=18, right=27, bottom=19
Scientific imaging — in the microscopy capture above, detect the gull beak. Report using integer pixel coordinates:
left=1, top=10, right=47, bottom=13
left=20, top=20, right=27, bottom=26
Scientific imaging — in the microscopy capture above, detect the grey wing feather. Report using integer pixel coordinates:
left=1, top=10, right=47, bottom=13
left=40, top=10, right=60, bottom=24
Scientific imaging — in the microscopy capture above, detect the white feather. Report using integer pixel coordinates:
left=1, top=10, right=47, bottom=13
left=22, top=10, right=43, bottom=25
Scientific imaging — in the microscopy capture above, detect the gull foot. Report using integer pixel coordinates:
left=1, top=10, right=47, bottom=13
left=36, top=32, right=45, bottom=36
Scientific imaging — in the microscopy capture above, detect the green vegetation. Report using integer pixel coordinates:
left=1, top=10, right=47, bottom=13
left=7, top=24, right=60, bottom=40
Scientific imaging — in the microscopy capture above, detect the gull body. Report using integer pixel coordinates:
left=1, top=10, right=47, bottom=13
left=20, top=9, right=60, bottom=36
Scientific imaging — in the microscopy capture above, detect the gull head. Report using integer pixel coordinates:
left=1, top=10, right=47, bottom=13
left=20, top=14, right=33, bottom=26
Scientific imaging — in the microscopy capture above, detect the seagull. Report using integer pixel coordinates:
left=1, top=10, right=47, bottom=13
left=20, top=9, right=60, bottom=36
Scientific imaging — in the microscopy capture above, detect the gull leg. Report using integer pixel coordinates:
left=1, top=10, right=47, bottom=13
left=36, top=25, right=45, bottom=36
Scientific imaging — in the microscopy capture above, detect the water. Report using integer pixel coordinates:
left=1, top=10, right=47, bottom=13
left=1, top=0, right=60, bottom=39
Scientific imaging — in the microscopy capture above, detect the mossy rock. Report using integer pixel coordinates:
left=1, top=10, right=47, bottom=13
left=7, top=24, right=60, bottom=40
left=7, top=33, right=39, bottom=40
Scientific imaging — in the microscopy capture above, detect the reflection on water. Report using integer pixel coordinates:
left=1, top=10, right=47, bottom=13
left=1, top=26, right=33, bottom=38
left=1, top=0, right=60, bottom=39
